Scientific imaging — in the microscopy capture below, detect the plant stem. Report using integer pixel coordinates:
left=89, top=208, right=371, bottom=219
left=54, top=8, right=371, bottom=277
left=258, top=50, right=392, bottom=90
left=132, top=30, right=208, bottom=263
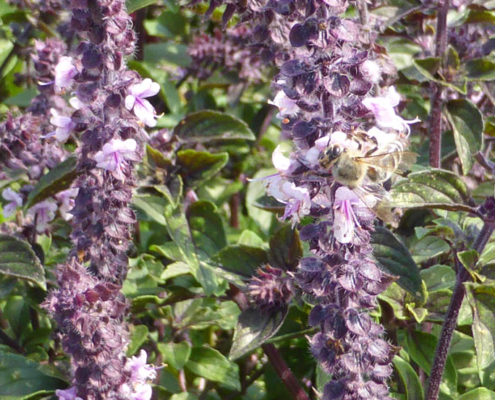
left=228, top=285, right=309, bottom=400
left=429, top=0, right=449, bottom=168
left=0, top=328, right=24, bottom=354
left=262, top=343, right=310, bottom=400
left=426, top=223, right=494, bottom=400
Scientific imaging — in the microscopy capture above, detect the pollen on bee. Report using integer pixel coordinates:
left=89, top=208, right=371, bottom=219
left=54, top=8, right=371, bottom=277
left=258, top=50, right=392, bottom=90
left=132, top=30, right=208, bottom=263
left=77, top=250, right=85, bottom=262
left=282, top=118, right=290, bottom=124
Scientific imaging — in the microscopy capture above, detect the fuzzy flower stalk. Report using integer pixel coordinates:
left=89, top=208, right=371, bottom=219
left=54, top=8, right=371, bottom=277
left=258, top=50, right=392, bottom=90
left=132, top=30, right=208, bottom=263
left=201, top=1, right=418, bottom=399
left=42, top=0, right=159, bottom=398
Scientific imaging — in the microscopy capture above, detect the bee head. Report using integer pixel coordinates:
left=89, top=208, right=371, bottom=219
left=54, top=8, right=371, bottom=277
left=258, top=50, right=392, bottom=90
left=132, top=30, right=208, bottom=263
left=318, top=144, right=344, bottom=168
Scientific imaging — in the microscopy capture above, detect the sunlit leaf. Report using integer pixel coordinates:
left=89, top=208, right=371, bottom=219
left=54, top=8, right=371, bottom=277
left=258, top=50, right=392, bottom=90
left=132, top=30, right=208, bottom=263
left=446, top=99, right=484, bottom=175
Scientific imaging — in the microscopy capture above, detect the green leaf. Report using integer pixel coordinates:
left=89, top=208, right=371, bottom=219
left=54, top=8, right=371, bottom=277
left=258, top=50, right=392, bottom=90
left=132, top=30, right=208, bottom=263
left=371, top=227, right=423, bottom=298
left=229, top=306, right=288, bottom=360
left=457, top=388, right=495, bottom=400
left=144, top=43, right=192, bottom=67
left=391, top=169, right=472, bottom=213
left=393, top=356, right=424, bottom=400
left=237, top=230, right=265, bottom=247
left=0, top=235, right=45, bottom=290
left=465, top=283, right=495, bottom=385
left=4, top=296, right=29, bottom=338
left=25, top=157, right=78, bottom=209
left=420, top=265, right=455, bottom=293
left=186, top=201, right=227, bottom=257
left=0, top=351, right=67, bottom=396
left=163, top=200, right=222, bottom=295
left=177, top=150, right=228, bottom=188
left=127, top=325, right=149, bottom=356
left=186, top=346, right=240, bottom=391
left=158, top=342, right=191, bottom=370
left=174, top=110, right=256, bottom=144
left=169, top=394, right=200, bottom=400
left=413, top=58, right=467, bottom=94
left=212, top=245, right=268, bottom=280
left=269, top=225, right=302, bottom=271
left=126, top=0, right=157, bottom=13
left=465, top=59, right=495, bottom=81
left=411, top=236, right=450, bottom=264
left=446, top=99, right=484, bottom=175
left=405, top=331, right=458, bottom=397
left=133, top=195, right=167, bottom=226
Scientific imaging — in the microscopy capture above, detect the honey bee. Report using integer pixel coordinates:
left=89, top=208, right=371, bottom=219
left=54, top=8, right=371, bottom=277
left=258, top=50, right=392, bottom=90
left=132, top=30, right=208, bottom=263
left=319, top=131, right=417, bottom=221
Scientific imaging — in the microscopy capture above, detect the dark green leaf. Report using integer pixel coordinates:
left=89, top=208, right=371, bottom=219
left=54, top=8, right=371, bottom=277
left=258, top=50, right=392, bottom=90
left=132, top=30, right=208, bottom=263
left=465, top=59, right=495, bottom=81
left=212, top=245, right=268, bottom=280
left=464, top=10, right=495, bottom=24
left=457, top=388, right=495, bottom=400
left=0, top=235, right=45, bottom=290
left=445, top=46, right=460, bottom=72
left=158, top=341, right=191, bottom=370
left=174, top=110, right=256, bottom=144
left=393, top=356, right=424, bottom=400
left=186, top=346, right=240, bottom=391
left=4, top=296, right=29, bottom=338
left=25, top=157, right=78, bottom=209
left=465, top=283, right=495, bottom=385
left=186, top=201, right=227, bottom=257
left=391, top=169, right=473, bottom=213
left=163, top=200, right=221, bottom=295
left=127, top=325, right=149, bottom=356
left=229, top=306, right=288, bottom=360
left=371, top=227, right=423, bottom=298
left=177, top=150, right=228, bottom=188
left=146, top=144, right=172, bottom=170
left=405, top=331, right=458, bottom=397
left=0, top=351, right=67, bottom=396
left=253, top=194, right=286, bottom=213
left=269, top=225, right=302, bottom=271
left=446, top=99, right=484, bottom=175
left=126, top=0, right=157, bottom=13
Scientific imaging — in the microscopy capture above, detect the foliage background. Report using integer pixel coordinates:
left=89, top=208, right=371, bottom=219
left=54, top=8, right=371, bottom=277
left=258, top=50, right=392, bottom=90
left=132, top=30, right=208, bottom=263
left=0, top=0, right=494, bottom=399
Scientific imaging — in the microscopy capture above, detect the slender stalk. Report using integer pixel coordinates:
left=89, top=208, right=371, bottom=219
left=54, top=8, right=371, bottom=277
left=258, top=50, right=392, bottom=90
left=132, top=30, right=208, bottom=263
left=0, top=328, right=24, bottom=354
left=426, top=223, right=494, bottom=400
left=228, top=285, right=309, bottom=400
left=429, top=0, right=449, bottom=168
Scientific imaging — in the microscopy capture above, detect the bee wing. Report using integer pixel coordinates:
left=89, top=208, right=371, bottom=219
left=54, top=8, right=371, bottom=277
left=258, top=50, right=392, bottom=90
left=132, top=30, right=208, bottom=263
left=353, top=183, right=393, bottom=223
left=356, top=151, right=417, bottom=177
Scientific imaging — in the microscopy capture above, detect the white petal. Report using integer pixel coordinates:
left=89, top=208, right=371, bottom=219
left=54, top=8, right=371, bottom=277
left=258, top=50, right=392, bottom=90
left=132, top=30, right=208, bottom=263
left=125, top=95, right=136, bottom=110
left=272, top=145, right=292, bottom=173
left=133, top=99, right=157, bottom=127
left=3, top=202, right=17, bottom=218
left=334, top=209, right=353, bottom=244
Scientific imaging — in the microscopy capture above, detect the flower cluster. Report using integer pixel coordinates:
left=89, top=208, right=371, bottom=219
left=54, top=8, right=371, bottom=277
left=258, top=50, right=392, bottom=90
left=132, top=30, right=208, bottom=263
left=199, top=1, right=418, bottom=398
left=41, top=0, right=161, bottom=397
left=185, top=26, right=263, bottom=83
left=248, top=265, right=293, bottom=313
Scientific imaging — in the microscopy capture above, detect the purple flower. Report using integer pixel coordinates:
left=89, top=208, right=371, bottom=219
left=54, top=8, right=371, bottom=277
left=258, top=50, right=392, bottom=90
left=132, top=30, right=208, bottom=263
left=2, top=188, right=23, bottom=218
left=362, top=87, right=420, bottom=133
left=333, top=187, right=368, bottom=244
left=265, top=175, right=311, bottom=224
left=125, top=79, right=161, bottom=127
left=55, top=387, right=83, bottom=400
left=47, top=109, right=75, bottom=142
left=54, top=57, right=77, bottom=92
left=268, top=90, right=299, bottom=119
left=56, top=188, right=78, bottom=220
left=94, top=138, right=138, bottom=181
left=128, top=350, right=157, bottom=383
left=28, top=199, right=58, bottom=232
